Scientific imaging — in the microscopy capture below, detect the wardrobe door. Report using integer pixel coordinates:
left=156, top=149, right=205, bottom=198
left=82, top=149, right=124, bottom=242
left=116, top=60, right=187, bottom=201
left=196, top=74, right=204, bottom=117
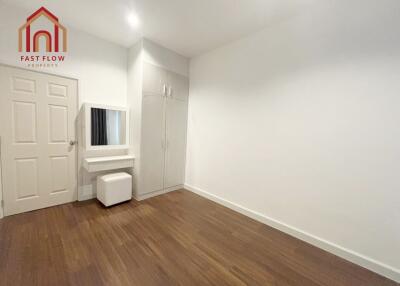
left=142, top=62, right=167, bottom=96
left=167, top=71, right=189, bottom=102
left=164, top=98, right=188, bottom=189
left=140, top=94, right=166, bottom=194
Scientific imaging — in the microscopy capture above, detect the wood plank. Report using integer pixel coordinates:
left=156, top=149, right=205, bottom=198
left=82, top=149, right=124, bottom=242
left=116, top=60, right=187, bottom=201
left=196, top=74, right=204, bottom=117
left=0, top=189, right=397, bottom=286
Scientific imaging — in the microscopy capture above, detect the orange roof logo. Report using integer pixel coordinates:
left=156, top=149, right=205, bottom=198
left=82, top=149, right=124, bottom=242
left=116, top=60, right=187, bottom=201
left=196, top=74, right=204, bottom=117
left=19, top=7, right=67, bottom=52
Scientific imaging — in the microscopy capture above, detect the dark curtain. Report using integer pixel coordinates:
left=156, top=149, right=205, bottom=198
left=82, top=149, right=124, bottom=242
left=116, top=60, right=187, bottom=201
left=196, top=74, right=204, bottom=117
left=91, top=108, right=108, bottom=145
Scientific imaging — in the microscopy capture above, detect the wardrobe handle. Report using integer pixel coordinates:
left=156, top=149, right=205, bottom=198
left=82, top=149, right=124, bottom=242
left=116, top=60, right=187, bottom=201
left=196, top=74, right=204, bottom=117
left=163, top=84, right=167, bottom=96
left=168, top=86, right=172, bottom=97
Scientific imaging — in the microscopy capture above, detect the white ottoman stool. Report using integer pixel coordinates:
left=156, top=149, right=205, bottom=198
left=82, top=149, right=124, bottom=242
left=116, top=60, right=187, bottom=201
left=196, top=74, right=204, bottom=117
left=97, top=172, right=132, bottom=207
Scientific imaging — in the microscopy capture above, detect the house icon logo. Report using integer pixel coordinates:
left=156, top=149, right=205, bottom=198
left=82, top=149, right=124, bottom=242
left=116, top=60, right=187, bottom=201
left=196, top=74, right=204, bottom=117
left=18, top=6, right=67, bottom=53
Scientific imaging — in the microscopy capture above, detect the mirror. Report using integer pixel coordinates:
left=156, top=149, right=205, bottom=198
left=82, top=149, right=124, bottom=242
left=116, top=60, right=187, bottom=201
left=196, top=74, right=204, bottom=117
left=84, top=103, right=128, bottom=150
left=91, top=108, right=126, bottom=146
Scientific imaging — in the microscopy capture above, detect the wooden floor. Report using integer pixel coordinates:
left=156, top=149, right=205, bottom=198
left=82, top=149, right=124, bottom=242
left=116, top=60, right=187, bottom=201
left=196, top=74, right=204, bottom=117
left=0, top=190, right=397, bottom=286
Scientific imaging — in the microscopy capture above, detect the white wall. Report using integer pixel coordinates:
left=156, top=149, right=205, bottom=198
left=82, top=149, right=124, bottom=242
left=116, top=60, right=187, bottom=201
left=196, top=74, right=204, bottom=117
left=186, top=0, right=400, bottom=282
left=127, top=41, right=144, bottom=196
left=0, top=2, right=128, bottom=202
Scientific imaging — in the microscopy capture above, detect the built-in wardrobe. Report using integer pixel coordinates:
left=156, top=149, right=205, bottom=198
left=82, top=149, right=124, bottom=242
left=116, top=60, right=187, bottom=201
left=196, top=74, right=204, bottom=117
left=128, top=40, right=189, bottom=200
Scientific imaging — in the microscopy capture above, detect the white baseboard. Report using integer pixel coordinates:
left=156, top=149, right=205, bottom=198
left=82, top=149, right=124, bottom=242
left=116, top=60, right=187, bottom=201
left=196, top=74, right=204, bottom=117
left=78, top=185, right=96, bottom=201
left=133, top=185, right=183, bottom=201
left=78, top=193, right=96, bottom=201
left=184, top=184, right=400, bottom=283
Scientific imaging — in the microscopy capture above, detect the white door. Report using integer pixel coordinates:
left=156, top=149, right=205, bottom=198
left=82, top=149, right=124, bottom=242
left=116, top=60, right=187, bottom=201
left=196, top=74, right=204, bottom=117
left=0, top=65, right=78, bottom=216
left=167, top=71, right=189, bottom=102
left=142, top=62, right=167, bottom=96
left=165, top=97, right=188, bottom=188
left=164, top=72, right=188, bottom=188
left=140, top=94, right=166, bottom=194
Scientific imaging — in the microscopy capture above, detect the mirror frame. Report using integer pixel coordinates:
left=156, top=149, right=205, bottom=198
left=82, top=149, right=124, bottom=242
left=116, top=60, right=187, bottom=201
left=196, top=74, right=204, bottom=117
left=84, top=103, right=129, bottom=151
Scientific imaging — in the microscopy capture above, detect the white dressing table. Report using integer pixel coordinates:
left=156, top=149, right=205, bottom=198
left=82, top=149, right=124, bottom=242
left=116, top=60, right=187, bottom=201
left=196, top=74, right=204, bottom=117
left=83, top=155, right=135, bottom=173
left=79, top=103, right=134, bottom=202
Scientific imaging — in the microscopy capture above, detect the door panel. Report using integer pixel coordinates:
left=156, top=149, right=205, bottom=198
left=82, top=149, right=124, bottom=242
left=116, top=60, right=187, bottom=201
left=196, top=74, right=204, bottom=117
left=48, top=104, right=68, bottom=143
left=13, top=101, right=37, bottom=143
left=0, top=65, right=77, bottom=216
left=165, top=98, right=188, bottom=188
left=12, top=76, right=36, bottom=94
left=140, top=94, right=165, bottom=194
left=142, top=62, right=167, bottom=96
left=15, top=158, right=38, bottom=199
left=50, top=156, right=69, bottom=193
left=168, top=71, right=189, bottom=102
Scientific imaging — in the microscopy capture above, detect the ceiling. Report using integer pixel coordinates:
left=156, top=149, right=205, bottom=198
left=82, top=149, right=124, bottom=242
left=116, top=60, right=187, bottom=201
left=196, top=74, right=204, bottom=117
left=2, top=0, right=314, bottom=57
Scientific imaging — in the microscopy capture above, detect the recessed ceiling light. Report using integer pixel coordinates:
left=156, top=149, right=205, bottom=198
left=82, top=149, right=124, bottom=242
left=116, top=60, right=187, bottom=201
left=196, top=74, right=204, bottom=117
left=127, top=13, right=140, bottom=28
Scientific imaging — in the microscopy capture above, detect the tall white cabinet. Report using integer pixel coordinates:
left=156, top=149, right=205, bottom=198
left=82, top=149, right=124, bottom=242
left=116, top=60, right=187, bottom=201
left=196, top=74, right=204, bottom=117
left=128, top=40, right=189, bottom=200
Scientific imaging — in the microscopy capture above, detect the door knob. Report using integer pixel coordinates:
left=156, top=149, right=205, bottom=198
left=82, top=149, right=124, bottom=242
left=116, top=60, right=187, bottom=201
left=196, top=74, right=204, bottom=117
left=69, top=140, right=78, bottom=146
